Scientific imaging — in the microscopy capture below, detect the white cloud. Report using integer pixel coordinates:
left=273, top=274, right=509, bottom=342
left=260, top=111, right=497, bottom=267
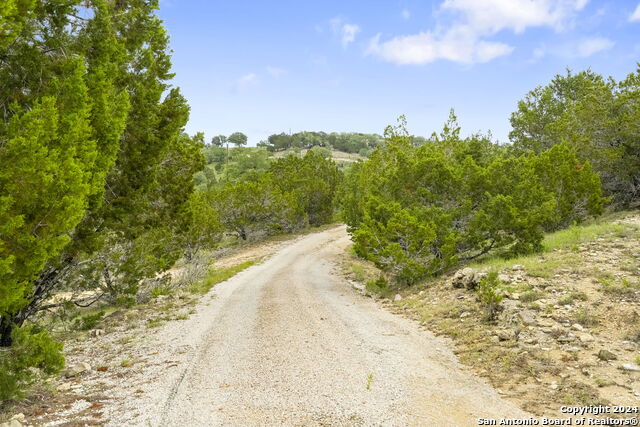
left=266, top=66, right=287, bottom=77
left=367, top=28, right=512, bottom=65
left=330, top=17, right=360, bottom=48
left=341, top=24, right=360, bottom=47
left=576, top=37, right=614, bottom=57
left=630, top=3, right=640, bottom=22
left=368, top=0, right=588, bottom=65
left=402, top=8, right=411, bottom=20
left=442, top=0, right=588, bottom=33
left=234, top=73, right=257, bottom=92
left=532, top=46, right=546, bottom=60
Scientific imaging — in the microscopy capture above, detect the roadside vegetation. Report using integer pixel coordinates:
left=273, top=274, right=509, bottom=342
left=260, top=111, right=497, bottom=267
left=0, top=0, right=342, bottom=406
left=1, top=0, right=639, bottom=420
left=340, top=67, right=640, bottom=417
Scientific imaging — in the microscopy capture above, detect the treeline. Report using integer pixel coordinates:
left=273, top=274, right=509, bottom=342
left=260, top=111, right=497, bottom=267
left=257, top=131, right=387, bottom=155
left=199, top=150, right=340, bottom=244
left=0, top=0, right=340, bottom=401
left=343, top=65, right=640, bottom=286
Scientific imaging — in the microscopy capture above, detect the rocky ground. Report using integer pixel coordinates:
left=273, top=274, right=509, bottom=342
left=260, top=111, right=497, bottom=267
left=343, top=212, right=640, bottom=419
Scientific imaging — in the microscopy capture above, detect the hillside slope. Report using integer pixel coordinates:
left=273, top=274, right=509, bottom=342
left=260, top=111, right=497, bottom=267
left=345, top=211, right=640, bottom=417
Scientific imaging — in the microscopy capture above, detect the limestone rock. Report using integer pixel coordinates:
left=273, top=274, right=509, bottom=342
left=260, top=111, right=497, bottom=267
left=518, top=310, right=537, bottom=326
left=64, top=362, right=91, bottom=377
left=452, top=268, right=478, bottom=289
left=620, top=363, right=640, bottom=372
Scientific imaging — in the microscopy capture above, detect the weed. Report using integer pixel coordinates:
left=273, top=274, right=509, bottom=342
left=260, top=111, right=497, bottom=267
left=573, top=308, right=598, bottom=327
left=561, top=381, right=606, bottom=406
left=146, top=320, right=163, bottom=328
left=520, top=290, right=543, bottom=303
left=350, top=264, right=367, bottom=282
left=366, top=373, right=374, bottom=390
left=150, top=285, right=172, bottom=298
left=558, top=291, right=588, bottom=305
left=365, top=276, right=388, bottom=296
left=599, top=276, right=640, bottom=297
left=74, top=311, right=105, bottom=330
left=120, top=359, right=133, bottom=368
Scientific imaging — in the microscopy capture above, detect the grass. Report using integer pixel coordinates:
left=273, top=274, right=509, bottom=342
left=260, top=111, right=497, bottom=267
left=598, top=276, right=640, bottom=297
left=350, top=264, right=367, bottom=282
left=573, top=308, right=598, bottom=327
left=150, top=285, right=173, bottom=298
left=146, top=319, right=164, bottom=328
left=188, top=260, right=256, bottom=294
left=366, top=373, right=374, bottom=391
left=558, top=291, right=588, bottom=305
left=520, top=289, right=543, bottom=303
left=469, top=214, right=639, bottom=277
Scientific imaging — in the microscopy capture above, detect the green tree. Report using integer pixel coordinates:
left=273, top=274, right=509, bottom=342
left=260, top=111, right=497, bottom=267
left=269, top=151, right=341, bottom=226
left=343, top=116, right=604, bottom=285
left=211, top=134, right=227, bottom=147
left=0, top=2, right=208, bottom=395
left=509, top=68, right=639, bottom=205
left=211, top=180, right=305, bottom=240
left=228, top=131, right=248, bottom=147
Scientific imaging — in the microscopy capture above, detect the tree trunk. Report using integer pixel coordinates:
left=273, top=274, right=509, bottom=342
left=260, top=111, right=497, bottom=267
left=0, top=316, right=14, bottom=347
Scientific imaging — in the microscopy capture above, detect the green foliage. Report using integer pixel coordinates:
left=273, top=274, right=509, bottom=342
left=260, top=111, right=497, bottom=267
left=0, top=0, right=35, bottom=48
left=269, top=151, right=341, bottom=226
left=228, top=131, right=248, bottom=147
left=0, top=1, right=211, bottom=401
left=0, top=325, right=64, bottom=401
left=365, top=277, right=389, bottom=296
left=188, top=261, right=256, bottom=295
left=476, top=272, right=504, bottom=322
left=74, top=311, right=105, bottom=331
left=265, top=131, right=384, bottom=153
left=344, top=114, right=604, bottom=284
left=150, top=286, right=173, bottom=298
left=510, top=68, right=640, bottom=205
left=210, top=179, right=305, bottom=241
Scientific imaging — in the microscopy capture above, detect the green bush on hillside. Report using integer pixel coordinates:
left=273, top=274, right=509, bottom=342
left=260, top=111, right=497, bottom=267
left=342, top=114, right=604, bottom=285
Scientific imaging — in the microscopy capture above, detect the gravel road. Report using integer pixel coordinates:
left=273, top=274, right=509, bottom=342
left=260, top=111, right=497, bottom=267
left=106, top=225, right=528, bottom=426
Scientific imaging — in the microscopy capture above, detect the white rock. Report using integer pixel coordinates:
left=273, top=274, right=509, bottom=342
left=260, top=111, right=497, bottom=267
left=571, top=323, right=584, bottom=331
left=620, top=363, right=640, bottom=372
left=0, top=420, right=23, bottom=427
left=393, top=294, right=402, bottom=302
left=57, top=382, right=72, bottom=392
left=64, top=362, right=91, bottom=377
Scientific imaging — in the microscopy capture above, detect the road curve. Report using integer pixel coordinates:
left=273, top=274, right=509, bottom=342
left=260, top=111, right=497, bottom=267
left=108, top=226, right=528, bottom=426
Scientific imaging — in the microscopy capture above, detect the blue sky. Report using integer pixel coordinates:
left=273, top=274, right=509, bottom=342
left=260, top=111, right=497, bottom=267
left=157, top=0, right=640, bottom=145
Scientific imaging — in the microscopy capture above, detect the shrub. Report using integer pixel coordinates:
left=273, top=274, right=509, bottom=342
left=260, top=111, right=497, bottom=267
left=476, top=272, right=504, bottom=322
left=74, top=311, right=105, bottom=330
left=365, top=277, right=389, bottom=296
left=0, top=325, right=64, bottom=401
left=344, top=115, right=604, bottom=284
